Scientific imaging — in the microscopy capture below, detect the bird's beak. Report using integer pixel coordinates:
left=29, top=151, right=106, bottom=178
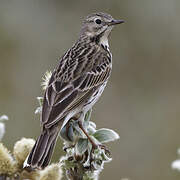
left=108, top=19, right=125, bottom=26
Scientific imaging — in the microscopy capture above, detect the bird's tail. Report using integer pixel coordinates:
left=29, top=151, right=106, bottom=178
left=24, top=127, right=59, bottom=169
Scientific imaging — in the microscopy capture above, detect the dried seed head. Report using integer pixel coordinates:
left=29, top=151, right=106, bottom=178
left=13, top=138, right=35, bottom=168
left=0, top=143, right=17, bottom=176
left=39, top=163, right=63, bottom=180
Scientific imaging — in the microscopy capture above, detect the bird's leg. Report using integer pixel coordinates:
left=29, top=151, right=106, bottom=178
left=78, top=113, right=110, bottom=153
left=78, top=120, right=97, bottom=170
left=78, top=121, right=98, bottom=149
left=77, top=114, right=111, bottom=170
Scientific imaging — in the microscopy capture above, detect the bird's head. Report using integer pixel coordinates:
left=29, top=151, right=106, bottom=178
left=80, top=12, right=124, bottom=44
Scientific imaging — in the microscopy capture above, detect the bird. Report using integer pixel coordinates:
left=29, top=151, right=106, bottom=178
left=24, top=12, right=124, bottom=170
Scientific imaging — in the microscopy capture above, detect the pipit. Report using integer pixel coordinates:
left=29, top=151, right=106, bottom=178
left=24, top=12, right=124, bottom=169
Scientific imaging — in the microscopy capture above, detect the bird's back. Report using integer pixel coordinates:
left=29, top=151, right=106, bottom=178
left=54, top=37, right=112, bottom=83
left=41, top=37, right=112, bottom=128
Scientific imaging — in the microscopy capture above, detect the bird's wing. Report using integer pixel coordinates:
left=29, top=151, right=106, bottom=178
left=41, top=45, right=112, bottom=128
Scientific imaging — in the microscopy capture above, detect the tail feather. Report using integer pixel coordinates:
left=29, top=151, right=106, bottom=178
left=40, top=139, right=56, bottom=168
left=25, top=127, right=59, bottom=169
left=31, top=131, right=49, bottom=166
left=38, top=132, right=57, bottom=167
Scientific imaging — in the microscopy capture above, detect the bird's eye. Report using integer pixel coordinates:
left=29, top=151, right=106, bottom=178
left=95, top=19, right=102, bottom=24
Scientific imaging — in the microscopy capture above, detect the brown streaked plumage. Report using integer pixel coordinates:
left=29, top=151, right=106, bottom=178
left=24, top=12, right=124, bottom=169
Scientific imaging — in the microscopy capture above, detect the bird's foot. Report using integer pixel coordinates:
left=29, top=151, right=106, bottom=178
left=63, top=144, right=75, bottom=152
left=98, top=144, right=111, bottom=156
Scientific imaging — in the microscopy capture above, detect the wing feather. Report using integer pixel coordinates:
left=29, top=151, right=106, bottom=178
left=79, top=63, right=111, bottom=91
left=41, top=44, right=112, bottom=128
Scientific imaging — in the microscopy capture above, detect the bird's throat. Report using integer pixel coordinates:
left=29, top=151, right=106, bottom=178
left=89, top=32, right=109, bottom=49
left=99, top=36, right=109, bottom=48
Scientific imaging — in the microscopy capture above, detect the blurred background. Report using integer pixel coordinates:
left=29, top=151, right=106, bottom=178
left=0, top=0, right=180, bottom=179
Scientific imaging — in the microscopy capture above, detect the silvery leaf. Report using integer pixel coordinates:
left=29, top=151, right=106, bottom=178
left=37, top=97, right=43, bottom=106
left=73, top=122, right=86, bottom=138
left=87, top=126, right=96, bottom=135
left=0, top=122, right=5, bottom=140
left=60, top=123, right=75, bottom=142
left=83, top=120, right=89, bottom=129
left=35, top=107, right=42, bottom=114
left=89, top=135, right=101, bottom=146
left=0, top=115, right=8, bottom=122
left=172, top=159, right=180, bottom=171
left=84, top=109, right=92, bottom=122
left=41, top=70, right=52, bottom=90
left=101, top=150, right=112, bottom=162
left=89, top=121, right=96, bottom=129
left=92, top=160, right=103, bottom=170
left=75, top=138, right=88, bottom=155
left=93, top=128, right=120, bottom=143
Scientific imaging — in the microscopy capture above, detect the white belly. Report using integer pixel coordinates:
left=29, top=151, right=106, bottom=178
left=83, top=82, right=107, bottom=112
left=61, top=82, right=107, bottom=129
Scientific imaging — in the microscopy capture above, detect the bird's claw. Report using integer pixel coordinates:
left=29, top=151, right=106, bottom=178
left=63, top=144, right=75, bottom=152
left=98, top=144, right=111, bottom=156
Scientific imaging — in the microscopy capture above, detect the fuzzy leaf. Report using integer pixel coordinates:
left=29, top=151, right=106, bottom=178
left=93, top=128, right=120, bottom=143
left=101, top=149, right=112, bottom=162
left=0, top=115, right=8, bottom=122
left=35, top=107, right=42, bottom=114
left=0, top=123, right=5, bottom=140
left=75, top=138, right=88, bottom=155
left=89, top=121, right=96, bottom=129
left=41, top=70, right=52, bottom=90
left=39, top=163, right=62, bottom=180
left=172, top=160, right=180, bottom=171
left=73, top=122, right=86, bottom=138
left=37, top=97, right=43, bottom=106
left=87, top=126, right=96, bottom=135
left=0, top=143, right=16, bottom=175
left=84, top=109, right=92, bottom=122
